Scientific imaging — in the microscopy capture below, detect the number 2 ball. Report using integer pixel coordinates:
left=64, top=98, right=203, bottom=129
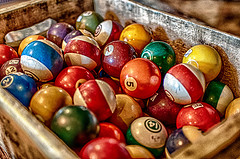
left=163, top=63, right=205, bottom=105
left=102, top=40, right=137, bottom=78
left=120, top=58, right=161, bottom=99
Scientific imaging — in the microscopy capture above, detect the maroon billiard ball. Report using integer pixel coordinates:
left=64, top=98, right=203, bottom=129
left=55, top=66, right=95, bottom=97
left=147, top=86, right=182, bottom=125
left=0, top=44, right=18, bottom=67
left=0, top=58, right=23, bottom=79
left=47, top=22, right=75, bottom=47
left=102, top=40, right=137, bottom=78
left=98, top=77, right=122, bottom=94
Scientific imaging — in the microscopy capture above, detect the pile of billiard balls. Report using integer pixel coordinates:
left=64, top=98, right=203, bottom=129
left=0, top=10, right=238, bottom=159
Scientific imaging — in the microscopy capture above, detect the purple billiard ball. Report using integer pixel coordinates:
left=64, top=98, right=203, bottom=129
left=47, top=22, right=75, bottom=48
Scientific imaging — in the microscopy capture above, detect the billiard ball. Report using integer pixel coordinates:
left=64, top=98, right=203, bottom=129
left=29, top=86, right=72, bottom=126
left=163, top=63, right=205, bottom=105
left=62, top=30, right=83, bottom=51
left=176, top=102, right=220, bottom=132
left=94, top=20, right=123, bottom=47
left=98, top=77, right=122, bottom=94
left=20, top=39, right=63, bottom=82
left=126, top=117, right=168, bottom=157
left=78, top=137, right=131, bottom=159
left=119, top=23, right=152, bottom=55
left=18, top=35, right=45, bottom=56
left=0, top=72, right=37, bottom=107
left=102, top=40, right=137, bottom=78
left=0, top=44, right=18, bottom=67
left=108, top=94, right=143, bottom=134
left=0, top=58, right=23, bottom=79
left=203, top=81, right=234, bottom=116
left=120, top=58, right=161, bottom=99
left=98, top=122, right=126, bottom=143
left=55, top=66, right=95, bottom=97
left=182, top=45, right=222, bottom=82
left=47, top=22, right=75, bottom=47
left=141, top=41, right=176, bottom=76
left=76, top=11, right=104, bottom=34
left=225, top=98, right=240, bottom=118
left=74, top=79, right=116, bottom=121
left=165, top=126, right=203, bottom=158
left=51, top=105, right=99, bottom=147
left=64, top=35, right=101, bottom=70
left=125, top=145, right=155, bottom=159
left=147, top=86, right=182, bottom=125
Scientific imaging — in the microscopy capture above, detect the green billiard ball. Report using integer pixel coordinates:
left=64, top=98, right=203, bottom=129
left=51, top=105, right=99, bottom=147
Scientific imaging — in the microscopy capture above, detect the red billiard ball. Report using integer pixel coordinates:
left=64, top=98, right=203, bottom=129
left=147, top=86, right=182, bottom=125
left=55, top=66, right=95, bottom=97
left=102, top=40, right=137, bottom=78
left=98, top=77, right=122, bottom=94
left=78, top=137, right=131, bottom=159
left=176, top=102, right=220, bottom=132
left=64, top=35, right=101, bottom=70
left=120, top=58, right=161, bottom=99
left=0, top=44, right=18, bottom=67
left=98, top=122, right=126, bottom=143
left=74, top=79, right=116, bottom=121
left=0, top=58, right=23, bottom=79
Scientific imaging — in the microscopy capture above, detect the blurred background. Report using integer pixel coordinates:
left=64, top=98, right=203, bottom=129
left=1, top=0, right=240, bottom=37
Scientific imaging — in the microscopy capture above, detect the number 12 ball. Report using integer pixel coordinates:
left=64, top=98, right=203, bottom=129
left=120, top=58, right=161, bottom=99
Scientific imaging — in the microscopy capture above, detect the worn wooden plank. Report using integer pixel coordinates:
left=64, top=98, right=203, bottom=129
left=0, top=0, right=94, bottom=44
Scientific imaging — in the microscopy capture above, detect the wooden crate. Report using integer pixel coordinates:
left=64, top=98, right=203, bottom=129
left=1, top=0, right=240, bottom=158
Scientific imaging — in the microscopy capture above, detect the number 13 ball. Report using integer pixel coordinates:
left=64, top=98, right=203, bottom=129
left=120, top=58, right=161, bottom=99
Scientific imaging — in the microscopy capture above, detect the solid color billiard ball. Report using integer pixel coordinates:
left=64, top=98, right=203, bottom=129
left=120, top=58, right=161, bottom=99
left=18, top=35, right=45, bottom=56
left=20, top=40, right=63, bottom=82
left=98, top=122, right=126, bottom=143
left=0, top=72, right=37, bottom=107
left=55, top=66, right=95, bottom=97
left=119, top=23, right=152, bottom=55
left=176, top=102, right=220, bottom=132
left=125, top=145, right=155, bottom=159
left=94, top=20, right=123, bottom=47
left=64, top=35, right=101, bottom=70
left=74, top=79, right=116, bottom=121
left=147, top=86, right=182, bottom=125
left=0, top=44, right=18, bottom=67
left=51, top=105, right=99, bottom=147
left=47, top=22, right=75, bottom=48
left=108, top=94, right=143, bottom=134
left=165, top=126, right=203, bottom=158
left=182, top=45, right=222, bottom=82
left=102, top=40, right=137, bottom=78
left=29, top=86, right=73, bottom=126
left=0, top=58, right=23, bottom=79
left=203, top=81, right=234, bottom=116
left=126, top=117, right=168, bottom=157
left=163, top=63, right=205, bottom=105
left=79, top=137, right=131, bottom=159
left=225, top=98, right=240, bottom=118
left=141, top=41, right=176, bottom=76
left=76, top=11, right=104, bottom=34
